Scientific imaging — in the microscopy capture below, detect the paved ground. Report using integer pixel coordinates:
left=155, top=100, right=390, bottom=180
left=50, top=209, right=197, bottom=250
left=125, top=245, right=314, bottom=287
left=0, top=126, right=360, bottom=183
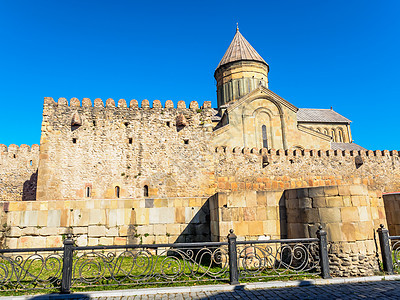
left=8, top=276, right=400, bottom=300
left=87, top=281, right=400, bottom=299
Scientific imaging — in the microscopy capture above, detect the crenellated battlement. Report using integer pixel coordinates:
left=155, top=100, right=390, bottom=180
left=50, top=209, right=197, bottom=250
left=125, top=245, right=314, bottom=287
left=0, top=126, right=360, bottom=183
left=215, top=146, right=400, bottom=158
left=0, top=144, right=40, bottom=153
left=44, top=97, right=212, bottom=110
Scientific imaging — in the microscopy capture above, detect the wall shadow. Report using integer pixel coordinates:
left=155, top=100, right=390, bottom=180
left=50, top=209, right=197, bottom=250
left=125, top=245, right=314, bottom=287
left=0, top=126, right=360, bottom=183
left=279, top=193, right=287, bottom=239
left=175, top=199, right=211, bottom=243
left=22, top=170, right=37, bottom=201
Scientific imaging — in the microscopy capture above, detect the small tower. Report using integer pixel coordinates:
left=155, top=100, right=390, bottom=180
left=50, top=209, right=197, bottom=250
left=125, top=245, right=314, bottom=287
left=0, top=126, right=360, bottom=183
left=215, top=26, right=269, bottom=108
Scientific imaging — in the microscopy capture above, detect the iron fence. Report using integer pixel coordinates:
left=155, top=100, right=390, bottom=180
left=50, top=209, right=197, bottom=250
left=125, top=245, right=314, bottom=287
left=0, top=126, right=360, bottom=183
left=378, top=224, right=400, bottom=274
left=0, top=227, right=331, bottom=294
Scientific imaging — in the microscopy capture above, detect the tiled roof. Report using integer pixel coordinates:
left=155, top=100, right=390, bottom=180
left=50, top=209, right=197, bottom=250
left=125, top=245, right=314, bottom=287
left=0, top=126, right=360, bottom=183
left=216, top=29, right=268, bottom=69
left=331, top=142, right=367, bottom=151
left=297, top=108, right=351, bottom=124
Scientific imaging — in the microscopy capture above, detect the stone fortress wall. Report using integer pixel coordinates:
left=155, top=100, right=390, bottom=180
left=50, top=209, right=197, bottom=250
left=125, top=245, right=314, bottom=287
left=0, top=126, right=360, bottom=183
left=0, top=144, right=39, bottom=201
left=0, top=98, right=399, bottom=202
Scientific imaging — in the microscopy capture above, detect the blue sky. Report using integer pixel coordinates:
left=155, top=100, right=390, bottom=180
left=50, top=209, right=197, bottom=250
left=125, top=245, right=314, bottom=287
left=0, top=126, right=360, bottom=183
left=0, top=1, right=399, bottom=150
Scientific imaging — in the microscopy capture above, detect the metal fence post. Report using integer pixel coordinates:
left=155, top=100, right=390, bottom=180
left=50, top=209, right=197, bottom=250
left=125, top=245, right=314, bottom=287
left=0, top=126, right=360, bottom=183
left=378, top=224, right=394, bottom=274
left=227, top=229, right=239, bottom=285
left=61, top=234, right=74, bottom=294
left=316, top=225, right=331, bottom=279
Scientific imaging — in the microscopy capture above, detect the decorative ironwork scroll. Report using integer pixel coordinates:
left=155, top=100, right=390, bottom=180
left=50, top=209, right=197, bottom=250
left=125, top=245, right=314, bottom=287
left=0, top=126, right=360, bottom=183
left=237, top=242, right=320, bottom=279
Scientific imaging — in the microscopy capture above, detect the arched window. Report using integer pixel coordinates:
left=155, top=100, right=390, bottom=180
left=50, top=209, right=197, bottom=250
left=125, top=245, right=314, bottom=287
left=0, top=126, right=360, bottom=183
left=316, top=128, right=321, bottom=132
left=144, top=185, right=149, bottom=197
left=86, top=186, right=91, bottom=198
left=324, top=129, right=329, bottom=135
left=338, top=130, right=343, bottom=142
left=262, top=125, right=268, bottom=149
left=115, top=186, right=120, bottom=198
left=237, top=81, right=240, bottom=97
left=331, top=129, right=336, bottom=142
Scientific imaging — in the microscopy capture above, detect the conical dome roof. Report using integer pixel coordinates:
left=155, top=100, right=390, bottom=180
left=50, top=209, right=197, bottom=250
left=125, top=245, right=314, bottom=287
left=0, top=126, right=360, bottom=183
left=216, top=28, right=268, bottom=70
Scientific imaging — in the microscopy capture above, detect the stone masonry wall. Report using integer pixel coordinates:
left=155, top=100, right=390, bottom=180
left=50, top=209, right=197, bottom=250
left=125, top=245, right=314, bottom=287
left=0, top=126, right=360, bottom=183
left=284, top=184, right=386, bottom=277
left=0, top=144, right=39, bottom=201
left=2, top=197, right=210, bottom=249
left=383, top=192, right=400, bottom=236
left=209, top=191, right=284, bottom=242
left=215, top=147, right=400, bottom=194
left=36, top=97, right=216, bottom=200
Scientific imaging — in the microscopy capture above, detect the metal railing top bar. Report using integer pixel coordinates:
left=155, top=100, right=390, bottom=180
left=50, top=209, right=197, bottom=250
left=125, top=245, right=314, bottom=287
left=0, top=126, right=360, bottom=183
left=74, top=241, right=228, bottom=251
left=236, top=237, right=319, bottom=245
left=389, top=236, right=400, bottom=240
left=0, top=246, right=64, bottom=253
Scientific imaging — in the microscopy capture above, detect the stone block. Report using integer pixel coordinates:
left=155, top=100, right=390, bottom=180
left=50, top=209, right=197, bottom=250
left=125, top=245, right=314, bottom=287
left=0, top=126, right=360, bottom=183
left=349, top=185, right=367, bottom=196
left=149, top=207, right=175, bottom=224
left=243, top=207, right=256, bottom=221
left=245, top=191, right=257, bottom=207
left=31, top=236, right=47, bottom=248
left=266, top=207, right=278, bottom=220
left=185, top=207, right=200, bottom=223
left=285, top=198, right=299, bottom=209
left=9, top=227, right=22, bottom=237
left=338, top=185, right=350, bottom=196
left=285, top=189, right=297, bottom=200
left=20, top=211, right=38, bottom=227
left=287, top=223, right=304, bottom=238
left=76, top=235, right=88, bottom=247
left=319, top=208, right=341, bottom=223
left=38, top=211, right=48, bottom=227
left=175, top=207, right=185, bottom=223
left=21, top=227, right=39, bottom=236
left=154, top=224, right=167, bottom=236
left=166, top=224, right=182, bottom=235
left=341, top=222, right=358, bottom=242
left=341, top=207, right=359, bottom=222
left=154, top=198, right=167, bottom=208
left=106, top=227, right=119, bottom=237
left=256, top=191, right=267, bottom=206
left=6, top=238, right=18, bottom=249
left=88, top=225, right=106, bottom=237
left=358, top=221, right=373, bottom=239
left=326, top=223, right=343, bottom=241
left=89, top=209, right=105, bottom=225
left=114, top=237, right=127, bottom=245
left=256, top=207, right=267, bottom=221
left=304, top=208, right=319, bottom=222
left=99, top=237, right=113, bottom=246
left=227, top=192, right=246, bottom=207
left=358, top=207, right=370, bottom=222
left=135, top=208, right=149, bottom=225
left=324, top=186, right=339, bottom=196
left=46, top=236, right=63, bottom=248
left=73, top=227, right=88, bottom=235
left=88, top=238, right=99, bottom=246
left=326, top=196, right=343, bottom=207
left=342, top=196, right=352, bottom=207
left=308, top=187, right=325, bottom=198
left=296, top=188, right=309, bottom=198
left=39, top=227, right=58, bottom=236
left=263, top=220, right=277, bottom=236
left=119, top=225, right=129, bottom=236
left=248, top=221, right=264, bottom=235
left=299, top=197, right=312, bottom=209
left=312, top=197, right=327, bottom=208
left=156, top=235, right=168, bottom=244
left=234, top=221, right=249, bottom=236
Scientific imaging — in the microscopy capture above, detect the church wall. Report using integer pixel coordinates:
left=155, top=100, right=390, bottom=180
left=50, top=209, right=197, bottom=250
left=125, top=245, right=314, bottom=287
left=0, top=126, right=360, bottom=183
left=36, top=97, right=216, bottom=201
left=301, top=123, right=351, bottom=143
left=0, top=144, right=39, bottom=201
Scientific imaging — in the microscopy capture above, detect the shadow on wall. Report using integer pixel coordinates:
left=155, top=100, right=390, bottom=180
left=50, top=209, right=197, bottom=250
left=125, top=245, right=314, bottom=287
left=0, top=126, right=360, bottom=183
left=22, top=170, right=37, bottom=201
left=279, top=193, right=288, bottom=239
left=175, top=199, right=211, bottom=243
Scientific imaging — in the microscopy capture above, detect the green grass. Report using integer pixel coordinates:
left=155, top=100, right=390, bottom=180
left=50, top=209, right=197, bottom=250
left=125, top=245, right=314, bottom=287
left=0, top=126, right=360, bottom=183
left=0, top=252, right=319, bottom=296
